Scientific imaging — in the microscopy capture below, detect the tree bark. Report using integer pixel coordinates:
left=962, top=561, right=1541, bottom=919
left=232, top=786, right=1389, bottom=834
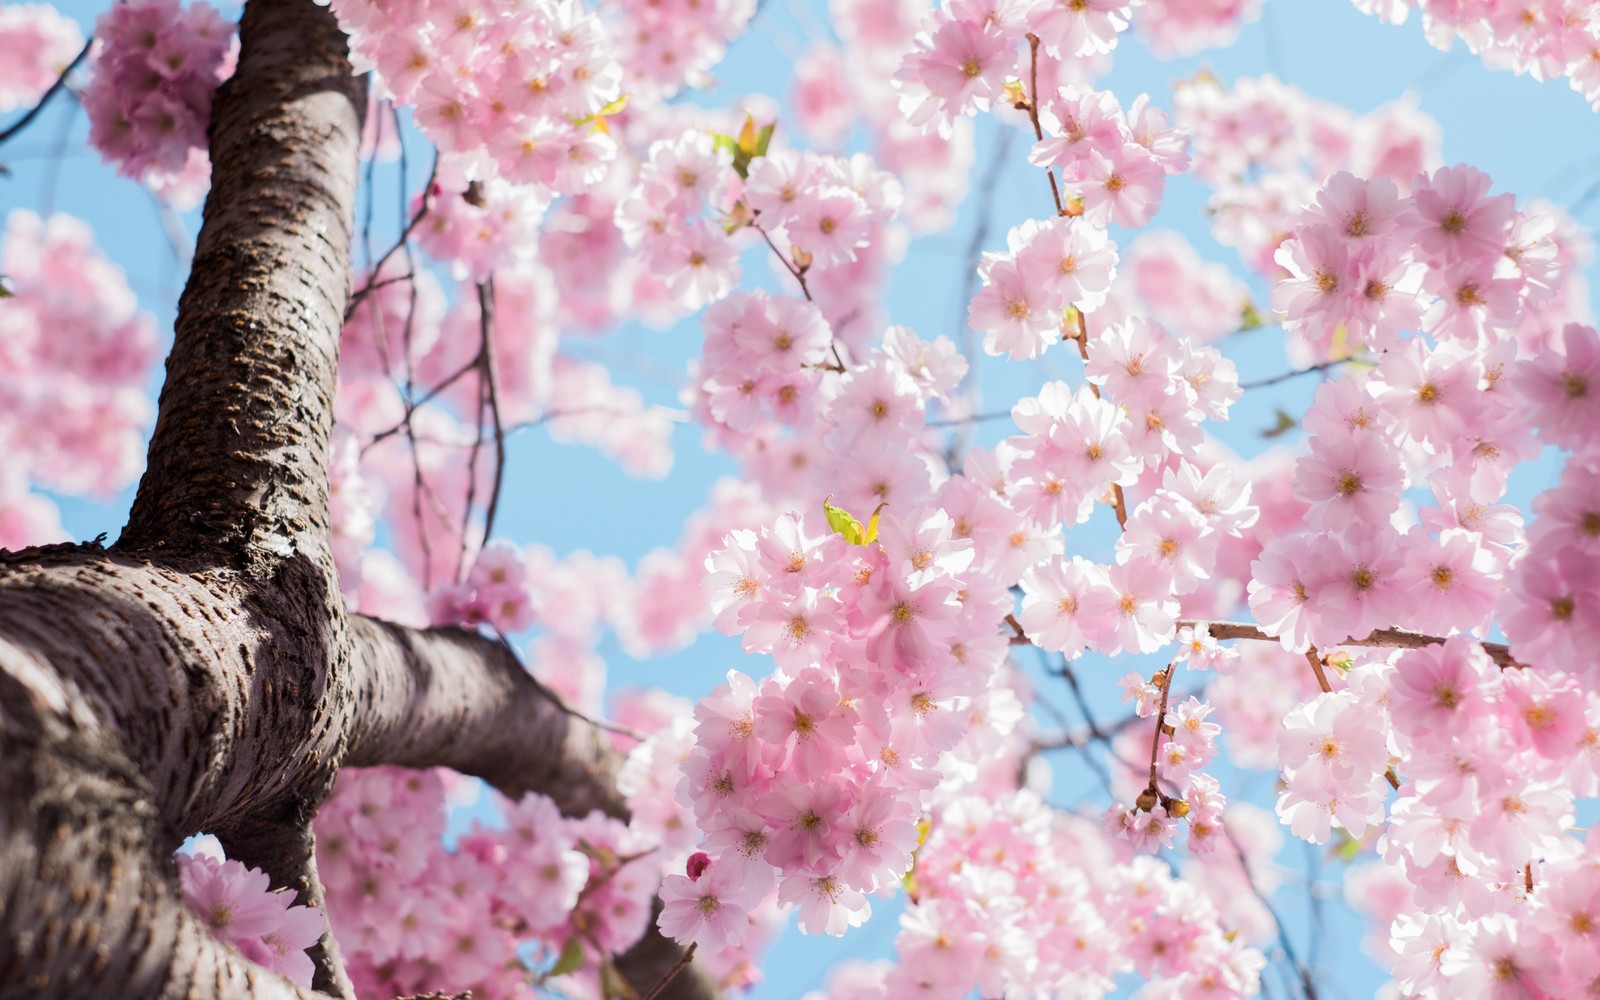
left=0, top=0, right=716, bottom=997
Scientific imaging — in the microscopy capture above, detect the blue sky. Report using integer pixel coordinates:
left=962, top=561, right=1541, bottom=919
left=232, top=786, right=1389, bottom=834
left=9, top=0, right=1600, bottom=996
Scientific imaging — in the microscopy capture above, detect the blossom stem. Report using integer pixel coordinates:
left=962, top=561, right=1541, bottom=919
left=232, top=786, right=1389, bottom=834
left=1309, top=648, right=1400, bottom=792
left=1304, top=648, right=1333, bottom=694
left=1005, top=613, right=1029, bottom=644
left=1068, top=308, right=1128, bottom=529
left=1145, top=664, right=1176, bottom=794
left=753, top=220, right=813, bottom=301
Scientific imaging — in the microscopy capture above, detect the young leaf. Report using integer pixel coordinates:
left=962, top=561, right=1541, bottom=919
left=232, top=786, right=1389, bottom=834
left=549, top=937, right=585, bottom=978
left=863, top=502, right=887, bottom=545
left=823, top=495, right=866, bottom=545
left=1261, top=409, right=1297, bottom=438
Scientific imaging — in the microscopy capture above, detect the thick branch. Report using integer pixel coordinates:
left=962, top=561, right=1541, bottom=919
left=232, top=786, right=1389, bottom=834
left=0, top=655, right=319, bottom=1000
left=0, top=546, right=349, bottom=839
left=119, top=0, right=365, bottom=571
left=344, top=616, right=625, bottom=817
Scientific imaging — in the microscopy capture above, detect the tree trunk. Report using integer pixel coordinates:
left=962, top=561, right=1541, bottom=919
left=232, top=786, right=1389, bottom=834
left=0, top=0, right=716, bottom=997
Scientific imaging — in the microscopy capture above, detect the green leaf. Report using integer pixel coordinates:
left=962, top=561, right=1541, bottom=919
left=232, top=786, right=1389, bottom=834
left=549, top=937, right=585, bottom=978
left=1331, top=829, right=1364, bottom=863
left=595, top=94, right=629, bottom=118
left=712, top=116, right=776, bottom=180
left=1238, top=300, right=1264, bottom=331
left=823, top=495, right=866, bottom=545
left=1261, top=409, right=1297, bottom=439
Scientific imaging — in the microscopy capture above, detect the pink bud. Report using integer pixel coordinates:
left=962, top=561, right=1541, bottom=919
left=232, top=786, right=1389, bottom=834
left=686, top=852, right=711, bottom=881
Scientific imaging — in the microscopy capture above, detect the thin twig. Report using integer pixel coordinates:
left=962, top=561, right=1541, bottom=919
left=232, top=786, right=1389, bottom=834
left=1023, top=34, right=1066, bottom=217
left=1240, top=358, right=1353, bottom=390
left=753, top=221, right=812, bottom=301
left=927, top=410, right=1013, bottom=429
left=1069, top=309, right=1127, bottom=529
left=1226, top=829, right=1319, bottom=1000
left=477, top=278, right=507, bottom=545
left=1144, top=664, right=1175, bottom=794
left=345, top=154, right=438, bottom=320
left=0, top=38, right=92, bottom=146
left=640, top=942, right=698, bottom=1000
left=949, top=125, right=1015, bottom=463
left=359, top=356, right=482, bottom=455
left=1304, top=648, right=1333, bottom=694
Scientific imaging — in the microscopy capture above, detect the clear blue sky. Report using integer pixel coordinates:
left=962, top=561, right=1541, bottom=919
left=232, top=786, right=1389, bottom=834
left=9, top=0, right=1598, bottom=996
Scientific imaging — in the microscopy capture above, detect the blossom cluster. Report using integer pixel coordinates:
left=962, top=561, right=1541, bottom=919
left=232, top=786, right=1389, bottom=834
left=807, top=792, right=1267, bottom=998
left=893, top=0, right=1135, bottom=137
left=0, top=211, right=157, bottom=522
left=808, top=0, right=981, bottom=233
left=176, top=840, right=327, bottom=988
left=1353, top=0, right=1600, bottom=110
left=677, top=498, right=1030, bottom=943
left=1249, top=166, right=1599, bottom=677
left=323, top=0, right=622, bottom=189
left=1175, top=73, right=1444, bottom=278
left=609, top=0, right=757, bottom=100
left=81, top=0, right=234, bottom=207
left=1131, top=0, right=1262, bottom=58
left=0, top=2, right=82, bottom=112
left=313, top=766, right=669, bottom=1000
left=1264, top=637, right=1600, bottom=998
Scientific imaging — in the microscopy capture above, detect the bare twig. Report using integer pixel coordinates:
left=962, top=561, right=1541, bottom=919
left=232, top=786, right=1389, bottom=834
left=927, top=410, right=1014, bottom=429
left=641, top=942, right=698, bottom=1000
left=949, top=125, right=1015, bottom=463
left=1023, top=33, right=1066, bottom=217
left=1304, top=648, right=1333, bottom=694
left=1240, top=358, right=1353, bottom=390
left=1226, top=828, right=1319, bottom=1000
left=1144, top=665, right=1175, bottom=795
left=477, top=278, right=507, bottom=545
left=0, top=38, right=92, bottom=146
left=345, top=154, right=438, bottom=320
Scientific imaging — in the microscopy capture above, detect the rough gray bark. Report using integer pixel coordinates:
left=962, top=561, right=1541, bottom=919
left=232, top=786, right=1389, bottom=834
left=0, top=0, right=716, bottom=997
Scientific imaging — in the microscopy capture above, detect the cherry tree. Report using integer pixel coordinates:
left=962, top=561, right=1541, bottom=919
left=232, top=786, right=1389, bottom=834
left=2, top=0, right=1599, bottom=999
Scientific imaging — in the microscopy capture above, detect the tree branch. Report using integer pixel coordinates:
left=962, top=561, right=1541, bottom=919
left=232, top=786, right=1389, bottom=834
left=1181, top=619, right=1520, bottom=669
left=344, top=615, right=626, bottom=817
left=0, top=639, right=321, bottom=1000
left=119, top=0, right=366, bottom=571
